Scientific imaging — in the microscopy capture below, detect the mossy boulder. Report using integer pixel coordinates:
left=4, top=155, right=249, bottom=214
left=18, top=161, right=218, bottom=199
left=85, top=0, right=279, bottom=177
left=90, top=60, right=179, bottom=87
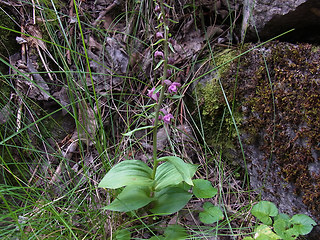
left=193, top=42, right=320, bottom=236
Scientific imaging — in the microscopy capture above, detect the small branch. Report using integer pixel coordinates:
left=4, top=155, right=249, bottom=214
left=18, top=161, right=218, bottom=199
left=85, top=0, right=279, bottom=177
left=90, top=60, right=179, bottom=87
left=92, top=0, right=121, bottom=27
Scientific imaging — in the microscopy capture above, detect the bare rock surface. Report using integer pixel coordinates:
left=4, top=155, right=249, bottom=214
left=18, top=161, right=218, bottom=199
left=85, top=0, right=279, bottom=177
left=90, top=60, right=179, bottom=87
left=242, top=0, right=320, bottom=43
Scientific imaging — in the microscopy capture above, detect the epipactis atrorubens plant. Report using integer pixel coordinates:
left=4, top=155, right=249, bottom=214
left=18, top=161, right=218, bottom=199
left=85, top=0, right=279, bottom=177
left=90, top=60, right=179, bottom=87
left=98, top=0, right=217, bottom=215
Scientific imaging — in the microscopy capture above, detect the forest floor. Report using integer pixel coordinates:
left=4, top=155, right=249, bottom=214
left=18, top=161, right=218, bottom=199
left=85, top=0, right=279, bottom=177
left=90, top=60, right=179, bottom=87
left=0, top=0, right=261, bottom=239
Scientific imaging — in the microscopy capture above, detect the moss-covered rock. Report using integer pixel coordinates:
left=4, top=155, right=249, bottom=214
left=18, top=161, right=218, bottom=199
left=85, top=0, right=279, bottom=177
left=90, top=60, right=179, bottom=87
left=193, top=42, right=320, bottom=234
left=192, top=49, right=243, bottom=153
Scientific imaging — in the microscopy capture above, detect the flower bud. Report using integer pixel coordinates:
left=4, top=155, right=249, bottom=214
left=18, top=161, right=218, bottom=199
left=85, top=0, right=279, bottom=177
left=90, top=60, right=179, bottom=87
left=147, top=87, right=160, bottom=101
left=154, top=50, right=164, bottom=59
left=163, top=113, right=174, bottom=124
left=154, top=4, right=160, bottom=13
left=163, top=79, right=172, bottom=86
left=156, top=32, right=164, bottom=39
left=168, top=82, right=181, bottom=94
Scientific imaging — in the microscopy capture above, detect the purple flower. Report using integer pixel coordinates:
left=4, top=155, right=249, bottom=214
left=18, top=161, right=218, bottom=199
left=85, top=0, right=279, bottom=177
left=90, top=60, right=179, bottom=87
left=163, top=113, right=174, bottom=124
left=163, top=79, right=172, bottom=86
left=154, top=4, right=161, bottom=13
left=168, top=82, right=181, bottom=94
left=160, top=108, right=167, bottom=115
left=154, top=50, right=164, bottom=59
left=156, top=32, right=164, bottom=39
left=147, top=87, right=160, bottom=101
left=160, top=109, right=174, bottom=124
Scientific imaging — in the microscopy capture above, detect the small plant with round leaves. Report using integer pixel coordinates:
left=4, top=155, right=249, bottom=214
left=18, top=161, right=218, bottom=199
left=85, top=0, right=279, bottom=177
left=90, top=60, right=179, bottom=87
left=244, top=201, right=317, bottom=240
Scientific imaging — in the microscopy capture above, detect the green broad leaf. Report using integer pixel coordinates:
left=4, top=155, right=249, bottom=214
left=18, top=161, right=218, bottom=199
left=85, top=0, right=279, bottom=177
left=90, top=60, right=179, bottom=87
left=282, top=229, right=298, bottom=240
left=177, top=182, right=192, bottom=191
left=243, top=237, right=254, bottom=240
left=291, top=214, right=316, bottom=235
left=274, top=213, right=290, bottom=221
left=199, top=202, right=224, bottom=224
left=122, top=125, right=154, bottom=136
left=251, top=201, right=278, bottom=225
left=192, top=179, right=218, bottom=198
left=164, top=224, right=188, bottom=240
left=254, top=225, right=281, bottom=240
left=98, top=160, right=153, bottom=189
left=151, top=187, right=192, bottom=215
left=105, top=186, right=152, bottom=212
left=274, top=218, right=295, bottom=240
left=114, top=229, right=131, bottom=240
left=157, top=156, right=198, bottom=186
left=154, top=162, right=183, bottom=191
left=273, top=218, right=290, bottom=233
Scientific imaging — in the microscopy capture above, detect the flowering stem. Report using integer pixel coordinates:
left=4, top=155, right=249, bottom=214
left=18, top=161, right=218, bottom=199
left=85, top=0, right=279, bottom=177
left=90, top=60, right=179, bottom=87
left=151, top=0, right=169, bottom=180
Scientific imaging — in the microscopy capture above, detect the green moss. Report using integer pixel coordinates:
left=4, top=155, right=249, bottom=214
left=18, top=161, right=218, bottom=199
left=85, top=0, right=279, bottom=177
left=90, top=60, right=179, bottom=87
left=194, top=48, right=242, bottom=152
left=200, top=78, right=222, bottom=118
left=213, top=49, right=237, bottom=76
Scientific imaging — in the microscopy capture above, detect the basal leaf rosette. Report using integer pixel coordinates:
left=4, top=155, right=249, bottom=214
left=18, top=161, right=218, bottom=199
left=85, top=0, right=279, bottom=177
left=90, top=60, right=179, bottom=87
left=98, top=157, right=198, bottom=213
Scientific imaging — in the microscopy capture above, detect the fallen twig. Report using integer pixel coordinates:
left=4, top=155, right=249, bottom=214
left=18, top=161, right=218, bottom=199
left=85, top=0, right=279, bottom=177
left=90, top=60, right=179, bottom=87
left=92, top=0, right=121, bottom=27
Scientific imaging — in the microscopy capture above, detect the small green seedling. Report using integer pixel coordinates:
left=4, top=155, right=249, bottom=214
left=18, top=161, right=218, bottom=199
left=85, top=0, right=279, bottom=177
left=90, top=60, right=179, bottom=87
left=244, top=201, right=317, bottom=240
left=193, top=179, right=223, bottom=225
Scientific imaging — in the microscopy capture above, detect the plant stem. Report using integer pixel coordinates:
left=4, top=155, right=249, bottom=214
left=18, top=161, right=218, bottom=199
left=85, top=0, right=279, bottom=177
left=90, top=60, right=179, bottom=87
left=151, top=0, right=169, bottom=180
